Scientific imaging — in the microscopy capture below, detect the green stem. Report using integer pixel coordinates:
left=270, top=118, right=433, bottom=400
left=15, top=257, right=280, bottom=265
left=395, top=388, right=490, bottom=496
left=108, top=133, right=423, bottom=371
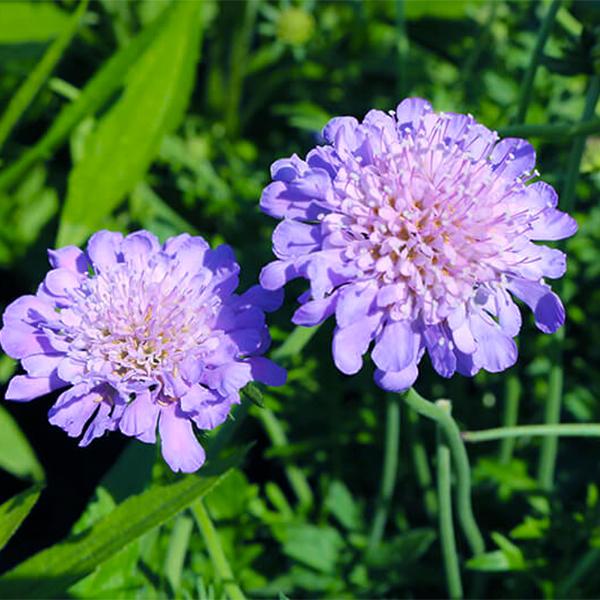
left=408, top=407, right=438, bottom=519
left=367, top=394, right=401, bottom=554
left=556, top=547, right=600, bottom=598
left=192, top=500, right=245, bottom=600
left=404, top=389, right=485, bottom=557
left=514, top=0, right=561, bottom=123
left=395, top=0, right=408, bottom=97
left=253, top=406, right=314, bottom=511
left=537, top=73, right=600, bottom=491
left=498, top=118, right=600, bottom=139
left=436, top=400, right=463, bottom=600
left=464, top=423, right=600, bottom=443
left=499, top=375, right=521, bottom=464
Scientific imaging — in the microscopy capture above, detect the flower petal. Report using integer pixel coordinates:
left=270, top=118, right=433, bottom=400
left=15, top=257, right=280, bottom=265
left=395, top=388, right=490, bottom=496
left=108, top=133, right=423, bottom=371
left=159, top=406, right=205, bottom=473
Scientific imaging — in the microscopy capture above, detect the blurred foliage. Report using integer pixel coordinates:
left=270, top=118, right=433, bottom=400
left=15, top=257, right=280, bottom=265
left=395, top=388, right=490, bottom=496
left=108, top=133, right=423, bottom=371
left=0, top=0, right=599, bottom=598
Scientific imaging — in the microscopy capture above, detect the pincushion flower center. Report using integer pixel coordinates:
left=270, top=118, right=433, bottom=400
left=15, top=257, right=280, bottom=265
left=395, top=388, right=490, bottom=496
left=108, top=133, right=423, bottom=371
left=67, top=262, right=218, bottom=379
left=332, top=145, right=525, bottom=324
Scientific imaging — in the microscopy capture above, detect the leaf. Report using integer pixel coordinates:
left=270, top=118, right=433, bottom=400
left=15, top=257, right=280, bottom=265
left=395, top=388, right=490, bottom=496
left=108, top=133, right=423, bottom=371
left=0, top=3, right=175, bottom=193
left=0, top=485, right=42, bottom=551
left=271, top=325, right=320, bottom=361
left=325, top=480, right=360, bottom=530
left=366, top=529, right=436, bottom=569
left=164, top=515, right=194, bottom=593
left=278, top=524, right=344, bottom=574
left=467, top=533, right=527, bottom=572
left=0, top=404, right=44, bottom=482
left=56, top=0, right=205, bottom=247
left=0, top=2, right=72, bottom=44
left=0, top=0, right=88, bottom=151
left=0, top=467, right=234, bottom=597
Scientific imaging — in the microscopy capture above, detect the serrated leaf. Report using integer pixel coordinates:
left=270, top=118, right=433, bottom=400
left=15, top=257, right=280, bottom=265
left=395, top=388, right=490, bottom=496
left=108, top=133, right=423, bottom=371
left=0, top=485, right=42, bottom=551
left=0, top=467, right=234, bottom=597
left=0, top=2, right=72, bottom=44
left=0, top=404, right=44, bottom=482
left=56, top=0, right=205, bottom=247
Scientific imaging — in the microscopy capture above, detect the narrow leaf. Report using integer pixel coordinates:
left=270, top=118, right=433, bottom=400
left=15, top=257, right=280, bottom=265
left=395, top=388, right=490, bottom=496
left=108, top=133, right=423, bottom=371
left=0, top=468, right=234, bottom=597
left=0, top=405, right=44, bottom=482
left=0, top=2, right=71, bottom=44
left=0, top=0, right=88, bottom=152
left=0, top=3, right=175, bottom=193
left=56, top=0, right=205, bottom=247
left=0, top=485, right=42, bottom=551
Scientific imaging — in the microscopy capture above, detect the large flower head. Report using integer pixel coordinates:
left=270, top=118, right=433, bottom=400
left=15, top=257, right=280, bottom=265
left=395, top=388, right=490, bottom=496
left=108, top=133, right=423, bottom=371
left=259, top=98, right=577, bottom=391
left=0, top=230, right=285, bottom=472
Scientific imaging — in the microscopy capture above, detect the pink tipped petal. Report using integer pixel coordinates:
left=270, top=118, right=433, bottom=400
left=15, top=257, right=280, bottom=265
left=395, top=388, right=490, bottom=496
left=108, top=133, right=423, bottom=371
left=6, top=373, right=66, bottom=402
left=48, top=246, right=90, bottom=274
left=159, top=407, right=206, bottom=473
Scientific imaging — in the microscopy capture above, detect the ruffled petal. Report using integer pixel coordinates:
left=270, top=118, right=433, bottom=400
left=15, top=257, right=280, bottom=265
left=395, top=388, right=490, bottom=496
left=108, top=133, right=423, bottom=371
left=159, top=406, right=205, bottom=473
left=332, top=312, right=382, bottom=375
left=6, top=373, right=66, bottom=402
left=119, top=390, right=160, bottom=437
left=374, top=363, right=419, bottom=392
left=86, top=230, right=123, bottom=272
left=372, top=319, right=419, bottom=373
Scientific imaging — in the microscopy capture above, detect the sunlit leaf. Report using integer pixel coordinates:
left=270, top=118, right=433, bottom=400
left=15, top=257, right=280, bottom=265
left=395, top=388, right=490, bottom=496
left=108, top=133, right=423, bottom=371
left=0, top=485, right=42, bottom=551
left=56, top=0, right=206, bottom=246
left=0, top=2, right=72, bottom=44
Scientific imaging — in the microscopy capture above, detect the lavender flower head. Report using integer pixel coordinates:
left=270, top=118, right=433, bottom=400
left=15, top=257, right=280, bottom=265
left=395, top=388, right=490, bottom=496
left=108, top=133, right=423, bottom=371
left=0, top=231, right=285, bottom=472
left=259, top=98, right=577, bottom=392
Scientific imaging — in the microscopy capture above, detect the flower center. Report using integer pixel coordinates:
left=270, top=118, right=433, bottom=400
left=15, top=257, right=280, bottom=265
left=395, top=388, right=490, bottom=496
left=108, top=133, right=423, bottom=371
left=325, top=124, right=531, bottom=324
left=60, top=258, right=219, bottom=383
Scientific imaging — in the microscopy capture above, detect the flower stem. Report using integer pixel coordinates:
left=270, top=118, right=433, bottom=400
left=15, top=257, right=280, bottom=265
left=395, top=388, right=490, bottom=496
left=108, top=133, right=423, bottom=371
left=499, top=375, right=521, bottom=464
left=253, top=406, right=314, bottom=511
left=192, top=500, right=246, bottom=600
left=514, top=0, right=561, bottom=123
left=367, top=393, right=401, bottom=554
left=436, top=400, right=463, bottom=600
left=404, top=388, right=485, bottom=557
left=556, top=547, right=600, bottom=597
left=464, top=423, right=600, bottom=443
left=537, top=73, right=600, bottom=491
left=408, top=407, right=438, bottom=519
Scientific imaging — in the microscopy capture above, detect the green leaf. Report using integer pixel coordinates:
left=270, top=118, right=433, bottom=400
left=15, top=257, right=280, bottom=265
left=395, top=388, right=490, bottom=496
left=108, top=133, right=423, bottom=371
left=324, top=480, right=360, bottom=530
left=366, top=529, right=436, bottom=569
left=0, top=2, right=72, bottom=44
left=164, top=515, right=194, bottom=593
left=0, top=0, right=88, bottom=151
left=0, top=485, right=42, bottom=551
left=0, top=3, right=175, bottom=193
left=0, top=404, right=44, bottom=482
left=0, top=467, right=234, bottom=597
left=56, top=0, right=205, bottom=246
left=467, top=533, right=527, bottom=572
left=271, top=325, right=319, bottom=361
left=278, top=524, right=344, bottom=574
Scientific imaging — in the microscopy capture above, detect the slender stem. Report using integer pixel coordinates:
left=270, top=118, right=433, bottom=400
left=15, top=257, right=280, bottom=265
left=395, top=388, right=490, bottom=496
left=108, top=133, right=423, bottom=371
left=367, top=394, right=401, bottom=554
left=556, top=547, right=600, bottom=598
left=192, top=500, right=246, bottom=600
left=514, top=0, right=561, bottom=123
left=395, top=0, right=408, bottom=97
left=498, top=118, right=600, bottom=139
left=408, top=407, right=438, bottom=519
left=404, top=389, right=485, bottom=557
left=436, top=401, right=463, bottom=600
left=538, top=73, right=600, bottom=491
left=464, top=423, right=600, bottom=443
left=499, top=375, right=521, bottom=464
left=253, top=406, right=314, bottom=511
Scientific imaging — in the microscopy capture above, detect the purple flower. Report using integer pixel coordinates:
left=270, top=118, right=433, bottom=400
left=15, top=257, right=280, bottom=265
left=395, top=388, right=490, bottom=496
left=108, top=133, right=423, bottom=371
left=0, top=230, right=286, bottom=472
left=259, top=98, right=577, bottom=392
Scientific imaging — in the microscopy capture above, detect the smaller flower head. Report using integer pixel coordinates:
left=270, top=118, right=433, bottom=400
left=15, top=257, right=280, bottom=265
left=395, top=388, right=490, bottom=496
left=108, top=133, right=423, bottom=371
left=259, top=98, right=577, bottom=392
left=0, top=230, right=286, bottom=472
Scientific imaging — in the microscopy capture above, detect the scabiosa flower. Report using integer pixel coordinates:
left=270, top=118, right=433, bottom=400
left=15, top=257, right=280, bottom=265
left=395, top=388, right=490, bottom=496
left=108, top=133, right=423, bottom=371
left=0, top=231, right=286, bottom=472
left=259, top=98, right=577, bottom=392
